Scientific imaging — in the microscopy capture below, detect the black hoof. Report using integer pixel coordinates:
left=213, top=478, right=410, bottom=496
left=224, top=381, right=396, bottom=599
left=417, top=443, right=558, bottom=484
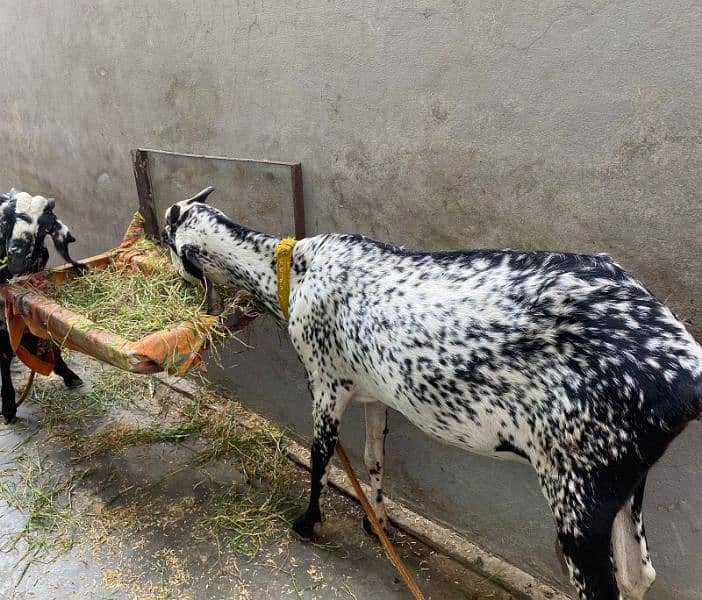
left=63, top=376, right=83, bottom=389
left=362, top=515, right=396, bottom=539
left=291, top=513, right=319, bottom=542
left=3, top=414, right=17, bottom=425
left=363, top=515, right=375, bottom=536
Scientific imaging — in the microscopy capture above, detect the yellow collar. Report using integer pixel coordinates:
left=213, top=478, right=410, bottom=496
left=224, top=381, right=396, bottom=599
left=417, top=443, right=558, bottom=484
left=274, top=237, right=297, bottom=320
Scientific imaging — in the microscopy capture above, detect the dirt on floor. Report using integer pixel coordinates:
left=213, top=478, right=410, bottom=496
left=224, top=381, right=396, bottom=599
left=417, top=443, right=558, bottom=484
left=0, top=355, right=515, bottom=600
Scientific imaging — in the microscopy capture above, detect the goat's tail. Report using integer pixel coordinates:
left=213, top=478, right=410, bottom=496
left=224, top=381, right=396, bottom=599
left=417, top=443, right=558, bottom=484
left=651, top=374, right=702, bottom=429
left=684, top=375, right=702, bottom=421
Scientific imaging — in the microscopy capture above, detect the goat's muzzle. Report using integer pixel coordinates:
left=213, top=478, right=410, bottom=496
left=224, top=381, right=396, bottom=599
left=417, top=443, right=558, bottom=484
left=7, top=254, right=29, bottom=276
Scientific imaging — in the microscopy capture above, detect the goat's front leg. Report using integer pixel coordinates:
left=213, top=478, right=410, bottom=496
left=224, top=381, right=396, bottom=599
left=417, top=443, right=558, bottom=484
left=362, top=401, right=394, bottom=536
left=52, top=355, right=83, bottom=389
left=203, top=277, right=224, bottom=316
left=0, top=330, right=16, bottom=423
left=292, top=379, right=352, bottom=541
left=19, top=335, right=83, bottom=390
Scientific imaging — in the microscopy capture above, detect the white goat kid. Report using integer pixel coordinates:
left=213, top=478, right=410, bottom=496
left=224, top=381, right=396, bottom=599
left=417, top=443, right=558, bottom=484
left=163, top=187, right=702, bottom=600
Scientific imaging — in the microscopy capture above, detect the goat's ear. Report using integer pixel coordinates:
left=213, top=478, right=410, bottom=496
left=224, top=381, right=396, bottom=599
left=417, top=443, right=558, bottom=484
left=46, top=198, right=56, bottom=210
left=185, top=186, right=215, bottom=205
left=167, top=205, right=181, bottom=226
left=50, top=218, right=82, bottom=269
left=9, top=187, right=19, bottom=198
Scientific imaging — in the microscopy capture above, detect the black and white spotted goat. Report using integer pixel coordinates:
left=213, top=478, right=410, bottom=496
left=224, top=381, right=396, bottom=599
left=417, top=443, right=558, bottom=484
left=0, top=188, right=83, bottom=423
left=162, top=187, right=702, bottom=600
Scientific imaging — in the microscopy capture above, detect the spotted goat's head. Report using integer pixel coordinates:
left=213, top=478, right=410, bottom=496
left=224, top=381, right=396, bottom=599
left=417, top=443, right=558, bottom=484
left=160, top=186, right=216, bottom=251
left=0, top=188, right=81, bottom=276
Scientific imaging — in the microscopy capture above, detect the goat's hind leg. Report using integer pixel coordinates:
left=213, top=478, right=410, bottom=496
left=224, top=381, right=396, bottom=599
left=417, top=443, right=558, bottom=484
left=612, top=476, right=656, bottom=599
left=292, top=379, right=352, bottom=541
left=541, top=468, right=623, bottom=600
left=362, top=401, right=394, bottom=536
left=0, top=330, right=16, bottom=423
left=557, top=510, right=621, bottom=600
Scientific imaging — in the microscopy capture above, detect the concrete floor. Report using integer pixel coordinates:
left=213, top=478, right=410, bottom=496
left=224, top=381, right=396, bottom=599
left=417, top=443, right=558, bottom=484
left=0, top=359, right=515, bottom=600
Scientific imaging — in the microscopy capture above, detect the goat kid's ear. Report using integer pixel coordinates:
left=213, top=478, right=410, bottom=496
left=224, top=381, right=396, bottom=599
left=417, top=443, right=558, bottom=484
left=46, top=197, right=56, bottom=210
left=49, top=218, right=74, bottom=244
left=49, top=218, right=82, bottom=270
left=185, top=186, right=215, bottom=205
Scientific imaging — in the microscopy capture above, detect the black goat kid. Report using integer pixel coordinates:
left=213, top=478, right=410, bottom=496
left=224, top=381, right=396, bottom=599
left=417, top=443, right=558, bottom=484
left=0, top=189, right=83, bottom=422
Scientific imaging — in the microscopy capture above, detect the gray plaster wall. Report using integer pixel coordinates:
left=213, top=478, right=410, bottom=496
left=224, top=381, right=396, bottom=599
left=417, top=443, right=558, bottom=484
left=0, top=1, right=700, bottom=597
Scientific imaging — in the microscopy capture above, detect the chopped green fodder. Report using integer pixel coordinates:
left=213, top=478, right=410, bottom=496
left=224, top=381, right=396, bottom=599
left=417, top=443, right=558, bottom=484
left=27, top=365, right=304, bottom=558
left=32, top=366, right=152, bottom=429
left=192, top=404, right=304, bottom=555
left=0, top=450, right=85, bottom=558
left=39, top=241, right=256, bottom=342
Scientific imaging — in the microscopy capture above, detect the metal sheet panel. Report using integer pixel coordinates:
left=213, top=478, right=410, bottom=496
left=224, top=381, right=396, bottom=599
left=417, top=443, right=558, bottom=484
left=140, top=149, right=304, bottom=238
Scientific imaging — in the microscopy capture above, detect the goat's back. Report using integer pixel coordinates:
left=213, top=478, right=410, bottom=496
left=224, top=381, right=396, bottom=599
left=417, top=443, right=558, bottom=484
left=292, top=235, right=702, bottom=451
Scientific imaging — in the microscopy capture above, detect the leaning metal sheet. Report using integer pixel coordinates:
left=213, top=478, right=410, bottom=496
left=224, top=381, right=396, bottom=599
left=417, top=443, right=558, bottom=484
left=141, top=149, right=303, bottom=239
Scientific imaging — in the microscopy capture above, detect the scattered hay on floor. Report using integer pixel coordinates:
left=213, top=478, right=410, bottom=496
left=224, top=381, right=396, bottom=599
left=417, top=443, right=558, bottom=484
left=187, top=410, right=304, bottom=556
left=32, top=365, right=154, bottom=429
left=24, top=364, right=303, bottom=559
left=1, top=364, right=345, bottom=598
left=0, top=449, right=85, bottom=558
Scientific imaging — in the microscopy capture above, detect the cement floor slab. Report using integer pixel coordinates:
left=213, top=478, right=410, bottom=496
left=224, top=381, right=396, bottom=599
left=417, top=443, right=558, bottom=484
left=0, top=359, right=515, bottom=600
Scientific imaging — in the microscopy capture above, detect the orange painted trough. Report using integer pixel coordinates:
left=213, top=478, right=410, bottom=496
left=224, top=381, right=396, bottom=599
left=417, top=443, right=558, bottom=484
left=2, top=214, right=256, bottom=377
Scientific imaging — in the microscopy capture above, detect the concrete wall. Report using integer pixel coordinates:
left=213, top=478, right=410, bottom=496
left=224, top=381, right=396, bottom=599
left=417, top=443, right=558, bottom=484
left=1, top=1, right=700, bottom=597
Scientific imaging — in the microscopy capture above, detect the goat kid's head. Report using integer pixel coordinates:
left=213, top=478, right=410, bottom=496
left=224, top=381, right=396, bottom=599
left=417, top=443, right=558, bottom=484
left=0, top=188, right=79, bottom=275
left=161, top=186, right=216, bottom=250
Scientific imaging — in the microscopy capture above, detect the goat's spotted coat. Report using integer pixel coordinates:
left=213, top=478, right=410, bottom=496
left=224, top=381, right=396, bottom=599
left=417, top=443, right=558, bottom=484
left=0, top=188, right=83, bottom=422
left=163, top=188, right=702, bottom=600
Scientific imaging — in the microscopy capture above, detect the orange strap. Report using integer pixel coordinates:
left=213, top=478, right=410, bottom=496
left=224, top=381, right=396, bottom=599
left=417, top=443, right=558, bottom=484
left=5, top=301, right=60, bottom=376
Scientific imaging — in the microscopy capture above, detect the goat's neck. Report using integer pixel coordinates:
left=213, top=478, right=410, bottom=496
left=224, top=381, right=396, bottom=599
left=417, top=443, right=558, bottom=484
left=212, top=231, right=288, bottom=320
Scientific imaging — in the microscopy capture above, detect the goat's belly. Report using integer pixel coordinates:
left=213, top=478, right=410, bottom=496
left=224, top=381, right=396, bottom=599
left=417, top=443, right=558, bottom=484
left=383, top=397, right=532, bottom=465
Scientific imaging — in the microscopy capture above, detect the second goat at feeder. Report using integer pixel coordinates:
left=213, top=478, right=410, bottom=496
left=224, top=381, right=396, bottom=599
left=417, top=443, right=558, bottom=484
left=0, top=188, right=84, bottom=423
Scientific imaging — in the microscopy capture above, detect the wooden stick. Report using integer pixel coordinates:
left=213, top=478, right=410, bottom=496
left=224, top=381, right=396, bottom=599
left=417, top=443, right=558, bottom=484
left=336, top=441, right=427, bottom=600
left=15, top=370, right=36, bottom=408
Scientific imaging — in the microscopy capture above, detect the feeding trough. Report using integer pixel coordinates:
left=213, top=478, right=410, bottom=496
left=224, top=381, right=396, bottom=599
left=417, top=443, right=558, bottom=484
left=2, top=213, right=258, bottom=377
